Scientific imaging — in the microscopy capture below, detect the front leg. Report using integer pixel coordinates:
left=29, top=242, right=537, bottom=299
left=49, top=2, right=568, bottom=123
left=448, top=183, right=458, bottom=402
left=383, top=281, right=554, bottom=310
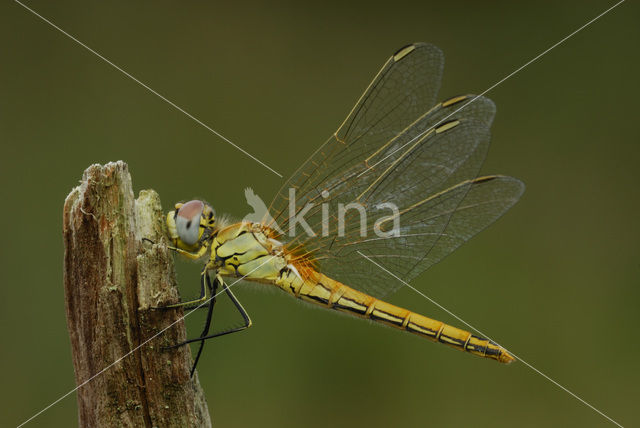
left=163, top=274, right=252, bottom=377
left=167, top=276, right=252, bottom=348
left=153, top=260, right=217, bottom=310
left=142, top=237, right=209, bottom=261
left=167, top=243, right=209, bottom=261
left=189, top=272, right=220, bottom=376
left=152, top=266, right=208, bottom=310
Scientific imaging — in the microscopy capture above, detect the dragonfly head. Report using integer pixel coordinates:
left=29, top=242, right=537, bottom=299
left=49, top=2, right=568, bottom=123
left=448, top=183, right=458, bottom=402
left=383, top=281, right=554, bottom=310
left=166, top=200, right=216, bottom=252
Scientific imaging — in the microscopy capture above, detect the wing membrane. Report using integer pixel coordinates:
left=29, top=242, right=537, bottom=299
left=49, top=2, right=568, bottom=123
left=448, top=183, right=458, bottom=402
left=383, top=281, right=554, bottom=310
left=267, top=43, right=444, bottom=227
left=266, top=43, right=523, bottom=298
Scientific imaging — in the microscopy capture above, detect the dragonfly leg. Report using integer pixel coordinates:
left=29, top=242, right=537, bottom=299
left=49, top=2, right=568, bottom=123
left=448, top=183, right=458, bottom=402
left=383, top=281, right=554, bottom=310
left=152, top=264, right=212, bottom=310
left=167, top=243, right=210, bottom=261
left=159, top=271, right=219, bottom=375
left=142, top=237, right=209, bottom=261
left=189, top=272, right=219, bottom=376
left=165, top=275, right=252, bottom=349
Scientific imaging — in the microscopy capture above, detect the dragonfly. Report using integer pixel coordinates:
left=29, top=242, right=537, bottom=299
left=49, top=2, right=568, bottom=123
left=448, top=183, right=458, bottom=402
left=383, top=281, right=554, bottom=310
left=159, top=42, right=524, bottom=375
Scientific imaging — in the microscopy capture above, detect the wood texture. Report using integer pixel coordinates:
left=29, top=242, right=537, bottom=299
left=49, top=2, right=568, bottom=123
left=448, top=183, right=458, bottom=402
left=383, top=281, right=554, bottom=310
left=63, top=161, right=211, bottom=427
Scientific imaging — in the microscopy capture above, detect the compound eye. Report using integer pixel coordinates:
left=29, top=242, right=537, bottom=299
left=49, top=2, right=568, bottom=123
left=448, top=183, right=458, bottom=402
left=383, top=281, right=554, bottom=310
left=175, top=200, right=204, bottom=245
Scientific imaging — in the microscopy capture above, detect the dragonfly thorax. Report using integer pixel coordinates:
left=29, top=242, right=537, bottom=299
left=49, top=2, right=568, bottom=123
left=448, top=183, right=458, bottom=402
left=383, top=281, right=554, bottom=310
left=212, top=222, right=290, bottom=282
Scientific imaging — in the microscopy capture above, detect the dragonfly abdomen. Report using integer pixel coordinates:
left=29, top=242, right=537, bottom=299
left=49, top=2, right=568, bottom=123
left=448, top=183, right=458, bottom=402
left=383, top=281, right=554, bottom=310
left=276, top=269, right=514, bottom=364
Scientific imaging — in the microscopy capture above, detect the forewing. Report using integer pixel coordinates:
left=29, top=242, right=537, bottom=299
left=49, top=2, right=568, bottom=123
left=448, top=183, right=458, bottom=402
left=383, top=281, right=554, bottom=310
left=267, top=44, right=523, bottom=298
left=267, top=43, right=444, bottom=227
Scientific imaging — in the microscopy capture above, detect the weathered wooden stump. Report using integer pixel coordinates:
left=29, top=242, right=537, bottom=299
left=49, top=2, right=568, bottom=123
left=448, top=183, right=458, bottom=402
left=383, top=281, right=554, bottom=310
left=63, top=161, right=212, bottom=427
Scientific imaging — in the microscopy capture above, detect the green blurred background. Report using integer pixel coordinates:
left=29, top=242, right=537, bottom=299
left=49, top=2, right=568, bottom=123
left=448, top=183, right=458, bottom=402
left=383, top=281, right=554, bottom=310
left=2, top=1, right=638, bottom=427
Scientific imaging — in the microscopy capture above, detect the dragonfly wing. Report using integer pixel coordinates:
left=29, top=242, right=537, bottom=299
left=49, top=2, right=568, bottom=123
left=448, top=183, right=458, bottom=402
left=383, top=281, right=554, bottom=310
left=341, top=175, right=524, bottom=297
left=267, top=43, right=523, bottom=298
left=335, top=43, right=445, bottom=151
left=403, top=175, right=525, bottom=282
left=267, top=43, right=444, bottom=227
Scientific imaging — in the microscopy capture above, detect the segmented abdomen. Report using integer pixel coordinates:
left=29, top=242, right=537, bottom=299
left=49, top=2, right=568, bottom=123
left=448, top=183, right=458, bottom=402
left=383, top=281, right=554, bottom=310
left=275, top=268, right=514, bottom=364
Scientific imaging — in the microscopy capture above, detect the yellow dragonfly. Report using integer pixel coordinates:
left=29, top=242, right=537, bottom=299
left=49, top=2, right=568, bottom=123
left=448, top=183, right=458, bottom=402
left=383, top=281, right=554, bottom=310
left=159, top=42, right=524, bottom=375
